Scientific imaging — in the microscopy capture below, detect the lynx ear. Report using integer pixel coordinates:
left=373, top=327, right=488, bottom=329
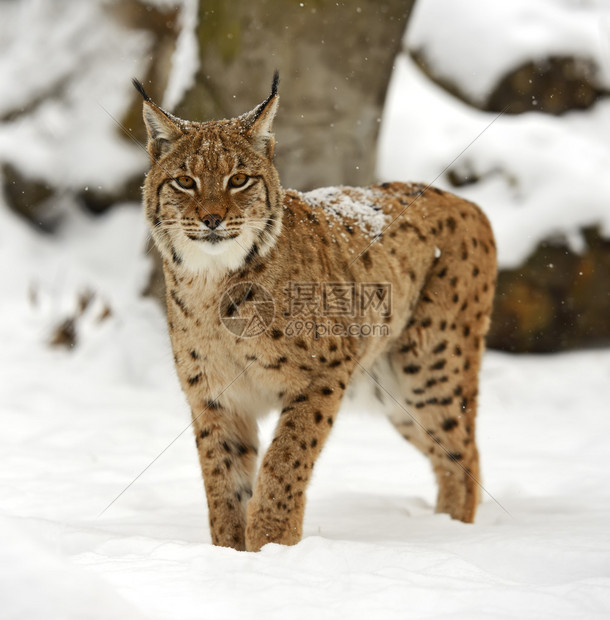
left=243, top=71, right=280, bottom=158
left=132, top=79, right=184, bottom=161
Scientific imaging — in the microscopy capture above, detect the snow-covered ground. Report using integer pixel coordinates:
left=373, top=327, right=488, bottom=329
left=2, top=0, right=610, bottom=618
left=1, top=203, right=610, bottom=618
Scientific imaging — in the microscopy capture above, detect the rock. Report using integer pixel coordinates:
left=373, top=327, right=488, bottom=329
left=411, top=51, right=607, bottom=116
left=486, top=56, right=604, bottom=115
left=2, top=163, right=59, bottom=232
left=76, top=175, right=142, bottom=215
left=488, top=226, right=610, bottom=352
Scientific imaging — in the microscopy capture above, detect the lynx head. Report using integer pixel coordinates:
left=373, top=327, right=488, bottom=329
left=135, top=73, right=283, bottom=277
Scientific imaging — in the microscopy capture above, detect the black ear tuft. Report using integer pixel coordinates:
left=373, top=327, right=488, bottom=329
left=271, top=70, right=279, bottom=98
left=132, top=78, right=151, bottom=102
left=250, top=71, right=280, bottom=125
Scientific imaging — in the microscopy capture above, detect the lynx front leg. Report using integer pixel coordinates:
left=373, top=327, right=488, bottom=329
left=245, top=379, right=346, bottom=551
left=194, top=406, right=258, bottom=550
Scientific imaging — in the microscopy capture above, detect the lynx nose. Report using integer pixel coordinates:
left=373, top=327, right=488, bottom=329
left=202, top=213, right=223, bottom=230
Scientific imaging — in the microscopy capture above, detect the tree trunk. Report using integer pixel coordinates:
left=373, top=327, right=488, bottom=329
left=176, top=0, right=415, bottom=191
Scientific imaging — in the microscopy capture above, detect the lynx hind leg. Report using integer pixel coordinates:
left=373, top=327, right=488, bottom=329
left=389, top=274, right=494, bottom=520
left=389, top=329, right=483, bottom=523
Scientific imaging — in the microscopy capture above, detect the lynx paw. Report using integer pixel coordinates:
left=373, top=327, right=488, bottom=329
left=245, top=500, right=302, bottom=551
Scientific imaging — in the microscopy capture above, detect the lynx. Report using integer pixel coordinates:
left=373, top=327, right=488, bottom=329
left=134, top=73, right=497, bottom=552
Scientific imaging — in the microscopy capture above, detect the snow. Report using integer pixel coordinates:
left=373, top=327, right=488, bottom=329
left=162, top=0, right=200, bottom=111
left=297, top=186, right=392, bottom=238
left=0, top=517, right=145, bottom=620
left=0, top=0, right=149, bottom=191
left=1, top=0, right=610, bottom=618
left=379, top=52, right=610, bottom=267
left=1, top=192, right=610, bottom=620
left=407, top=0, right=610, bottom=105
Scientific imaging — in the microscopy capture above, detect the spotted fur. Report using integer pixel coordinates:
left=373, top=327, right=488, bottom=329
left=136, top=75, right=497, bottom=551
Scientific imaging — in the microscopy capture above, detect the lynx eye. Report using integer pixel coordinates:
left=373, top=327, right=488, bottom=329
left=228, top=173, right=249, bottom=188
left=175, top=175, right=195, bottom=189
